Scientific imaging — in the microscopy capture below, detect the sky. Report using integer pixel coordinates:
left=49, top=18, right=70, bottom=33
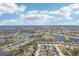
left=0, top=3, right=79, bottom=25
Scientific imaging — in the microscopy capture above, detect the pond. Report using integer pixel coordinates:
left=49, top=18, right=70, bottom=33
left=0, top=48, right=4, bottom=56
left=69, top=37, right=79, bottom=43
left=52, top=34, right=65, bottom=40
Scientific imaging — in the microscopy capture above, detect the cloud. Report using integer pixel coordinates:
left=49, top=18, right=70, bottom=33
left=58, top=3, right=79, bottom=19
left=0, top=19, right=27, bottom=25
left=0, top=19, right=17, bottom=25
left=1, top=3, right=79, bottom=25
left=20, top=10, right=61, bottom=21
left=0, top=3, right=26, bottom=15
left=19, top=3, right=79, bottom=25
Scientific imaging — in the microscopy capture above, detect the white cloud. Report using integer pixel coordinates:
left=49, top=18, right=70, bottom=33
left=21, top=3, right=79, bottom=21
left=59, top=3, right=79, bottom=19
left=0, top=19, right=17, bottom=25
left=1, top=3, right=79, bottom=25
left=0, top=3, right=26, bottom=15
left=21, top=10, right=61, bottom=21
left=0, top=19, right=27, bottom=25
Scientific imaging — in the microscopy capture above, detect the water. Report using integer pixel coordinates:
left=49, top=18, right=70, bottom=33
left=69, top=37, right=79, bottom=43
left=0, top=48, right=4, bottom=56
left=52, top=34, right=65, bottom=40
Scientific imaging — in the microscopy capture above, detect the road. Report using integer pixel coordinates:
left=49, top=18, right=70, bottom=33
left=54, top=44, right=64, bottom=56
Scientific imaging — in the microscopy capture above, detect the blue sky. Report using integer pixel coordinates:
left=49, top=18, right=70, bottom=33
left=17, top=3, right=70, bottom=11
left=0, top=3, right=79, bottom=25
